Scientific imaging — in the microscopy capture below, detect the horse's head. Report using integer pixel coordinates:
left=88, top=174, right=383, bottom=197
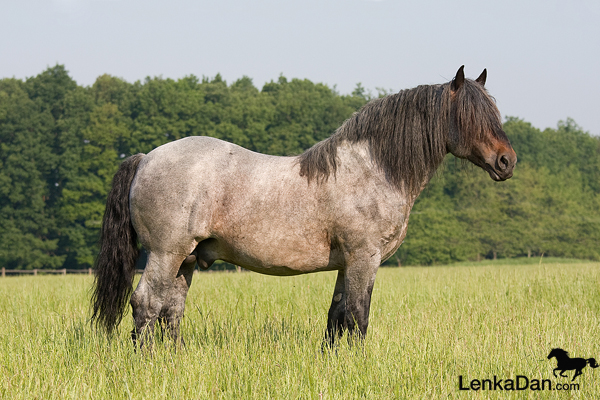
left=446, top=66, right=517, bottom=181
left=548, top=348, right=568, bottom=360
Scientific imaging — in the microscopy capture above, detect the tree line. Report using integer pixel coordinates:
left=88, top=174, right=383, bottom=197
left=1, top=65, right=598, bottom=269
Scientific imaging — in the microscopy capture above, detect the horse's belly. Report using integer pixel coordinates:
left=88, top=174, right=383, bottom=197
left=215, top=232, right=335, bottom=276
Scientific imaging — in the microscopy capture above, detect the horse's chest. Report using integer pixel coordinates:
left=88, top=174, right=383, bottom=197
left=379, top=226, right=407, bottom=261
left=379, top=208, right=412, bottom=262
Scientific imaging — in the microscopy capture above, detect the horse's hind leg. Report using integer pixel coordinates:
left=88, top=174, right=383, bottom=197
left=130, top=251, right=187, bottom=349
left=158, top=254, right=197, bottom=346
left=153, top=242, right=216, bottom=347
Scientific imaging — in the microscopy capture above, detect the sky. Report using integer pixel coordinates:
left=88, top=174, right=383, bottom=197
left=2, top=0, right=599, bottom=135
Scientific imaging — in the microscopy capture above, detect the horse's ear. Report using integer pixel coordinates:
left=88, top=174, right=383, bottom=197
left=476, top=69, right=487, bottom=86
left=451, top=65, right=465, bottom=91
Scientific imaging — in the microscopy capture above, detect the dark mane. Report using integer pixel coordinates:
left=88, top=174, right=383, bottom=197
left=551, top=348, right=569, bottom=357
left=298, top=78, right=502, bottom=195
left=452, top=78, right=503, bottom=155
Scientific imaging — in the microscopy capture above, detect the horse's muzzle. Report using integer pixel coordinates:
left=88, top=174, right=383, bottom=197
left=491, top=149, right=517, bottom=181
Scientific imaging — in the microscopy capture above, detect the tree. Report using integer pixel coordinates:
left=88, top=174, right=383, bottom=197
left=0, top=79, right=64, bottom=268
left=3, top=66, right=600, bottom=268
left=58, top=101, right=130, bottom=267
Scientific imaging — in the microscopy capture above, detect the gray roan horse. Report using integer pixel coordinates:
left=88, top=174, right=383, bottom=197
left=91, top=66, right=517, bottom=347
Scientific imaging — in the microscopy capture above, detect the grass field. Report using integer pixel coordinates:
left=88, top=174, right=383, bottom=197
left=0, top=260, right=599, bottom=399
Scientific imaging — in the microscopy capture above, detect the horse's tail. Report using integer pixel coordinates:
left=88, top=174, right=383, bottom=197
left=587, top=358, right=599, bottom=368
left=91, top=153, right=145, bottom=336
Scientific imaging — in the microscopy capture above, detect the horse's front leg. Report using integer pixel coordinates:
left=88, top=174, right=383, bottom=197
left=325, top=249, right=380, bottom=346
left=325, top=269, right=347, bottom=347
left=345, top=251, right=380, bottom=340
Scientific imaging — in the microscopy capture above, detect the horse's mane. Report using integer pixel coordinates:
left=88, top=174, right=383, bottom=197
left=551, top=348, right=569, bottom=357
left=298, top=78, right=502, bottom=195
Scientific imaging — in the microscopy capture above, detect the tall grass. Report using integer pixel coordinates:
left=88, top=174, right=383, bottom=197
left=0, top=262, right=599, bottom=399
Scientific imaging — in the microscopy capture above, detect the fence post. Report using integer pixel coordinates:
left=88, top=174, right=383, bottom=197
left=89, top=268, right=92, bottom=275
left=1, top=268, right=4, bottom=277
left=33, top=269, right=37, bottom=276
left=62, top=268, right=66, bottom=275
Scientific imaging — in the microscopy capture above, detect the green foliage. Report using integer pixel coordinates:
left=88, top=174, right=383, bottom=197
left=0, top=78, right=64, bottom=269
left=1, top=65, right=599, bottom=268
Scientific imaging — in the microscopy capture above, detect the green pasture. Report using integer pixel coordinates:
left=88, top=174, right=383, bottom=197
left=0, top=260, right=599, bottom=399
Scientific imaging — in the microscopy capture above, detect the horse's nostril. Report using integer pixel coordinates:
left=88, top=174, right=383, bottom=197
left=499, top=155, right=509, bottom=170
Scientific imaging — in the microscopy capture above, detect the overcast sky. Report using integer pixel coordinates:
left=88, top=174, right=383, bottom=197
left=2, top=0, right=599, bottom=135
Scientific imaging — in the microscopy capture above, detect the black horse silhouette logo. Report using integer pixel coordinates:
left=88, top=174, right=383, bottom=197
left=548, top=348, right=599, bottom=381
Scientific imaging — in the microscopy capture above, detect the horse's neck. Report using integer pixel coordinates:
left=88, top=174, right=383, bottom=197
left=335, top=140, right=433, bottom=205
left=554, top=353, right=569, bottom=362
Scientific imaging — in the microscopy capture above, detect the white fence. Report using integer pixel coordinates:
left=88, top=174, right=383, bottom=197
left=1, top=268, right=93, bottom=277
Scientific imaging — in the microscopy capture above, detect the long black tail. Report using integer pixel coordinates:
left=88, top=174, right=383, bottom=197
left=588, top=358, right=599, bottom=368
left=91, top=153, right=145, bottom=336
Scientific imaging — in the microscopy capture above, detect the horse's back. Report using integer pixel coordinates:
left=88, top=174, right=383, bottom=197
left=140, top=136, right=268, bottom=173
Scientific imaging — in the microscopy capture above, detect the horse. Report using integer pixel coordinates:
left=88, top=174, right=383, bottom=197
left=548, top=348, right=599, bottom=381
left=91, top=66, right=517, bottom=347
